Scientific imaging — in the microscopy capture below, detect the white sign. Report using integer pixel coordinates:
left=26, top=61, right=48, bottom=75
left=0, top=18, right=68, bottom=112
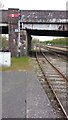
left=0, top=52, right=11, bottom=67
left=15, top=29, right=18, bottom=32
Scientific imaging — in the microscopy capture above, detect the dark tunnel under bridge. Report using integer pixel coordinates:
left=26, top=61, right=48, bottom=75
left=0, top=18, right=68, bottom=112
left=26, top=29, right=68, bottom=55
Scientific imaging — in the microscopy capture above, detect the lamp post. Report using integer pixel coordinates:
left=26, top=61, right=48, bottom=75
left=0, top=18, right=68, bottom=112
left=17, top=14, right=21, bottom=57
left=18, top=15, right=21, bottom=47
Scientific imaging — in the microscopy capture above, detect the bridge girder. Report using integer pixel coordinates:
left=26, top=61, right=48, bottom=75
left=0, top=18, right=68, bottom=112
left=26, top=29, right=68, bottom=37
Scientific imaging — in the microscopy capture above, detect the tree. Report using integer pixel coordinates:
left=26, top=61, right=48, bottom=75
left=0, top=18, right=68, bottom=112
left=0, top=35, right=9, bottom=51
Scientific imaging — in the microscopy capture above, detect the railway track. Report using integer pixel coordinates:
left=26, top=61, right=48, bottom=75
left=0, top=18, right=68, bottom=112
left=35, top=44, right=68, bottom=61
left=45, top=46, right=68, bottom=60
left=35, top=47, right=68, bottom=119
left=41, top=49, right=68, bottom=78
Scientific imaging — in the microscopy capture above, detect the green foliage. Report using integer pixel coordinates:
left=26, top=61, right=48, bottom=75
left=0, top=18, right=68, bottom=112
left=45, top=37, right=68, bottom=46
left=0, top=35, right=9, bottom=51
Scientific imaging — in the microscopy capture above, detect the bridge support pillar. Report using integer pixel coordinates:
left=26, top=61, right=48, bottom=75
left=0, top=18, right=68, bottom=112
left=9, top=24, right=18, bottom=56
left=8, top=8, right=20, bottom=56
left=22, top=30, right=32, bottom=55
left=26, top=33, right=32, bottom=55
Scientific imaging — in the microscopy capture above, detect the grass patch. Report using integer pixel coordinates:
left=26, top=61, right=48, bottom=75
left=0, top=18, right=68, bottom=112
left=0, top=66, right=2, bottom=71
left=0, top=56, right=32, bottom=71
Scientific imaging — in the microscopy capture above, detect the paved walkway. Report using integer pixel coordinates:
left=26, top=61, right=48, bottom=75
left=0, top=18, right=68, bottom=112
left=2, top=71, right=57, bottom=118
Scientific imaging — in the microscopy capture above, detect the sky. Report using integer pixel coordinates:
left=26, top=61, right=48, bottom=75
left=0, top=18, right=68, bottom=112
left=1, top=0, right=68, bottom=10
left=1, top=0, right=68, bottom=41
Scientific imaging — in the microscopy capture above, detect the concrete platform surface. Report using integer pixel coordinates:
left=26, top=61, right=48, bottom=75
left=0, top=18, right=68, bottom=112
left=2, top=71, right=57, bottom=118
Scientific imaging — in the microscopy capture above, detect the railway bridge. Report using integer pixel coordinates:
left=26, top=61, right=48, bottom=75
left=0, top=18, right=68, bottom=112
left=0, top=8, right=68, bottom=56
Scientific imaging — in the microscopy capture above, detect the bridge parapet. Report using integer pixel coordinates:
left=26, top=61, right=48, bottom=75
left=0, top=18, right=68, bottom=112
left=21, top=10, right=68, bottom=23
left=0, top=10, right=68, bottom=23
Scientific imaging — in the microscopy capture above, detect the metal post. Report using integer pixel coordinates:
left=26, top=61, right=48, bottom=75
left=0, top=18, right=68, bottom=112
left=18, top=18, right=20, bottom=48
left=17, top=15, right=21, bottom=57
